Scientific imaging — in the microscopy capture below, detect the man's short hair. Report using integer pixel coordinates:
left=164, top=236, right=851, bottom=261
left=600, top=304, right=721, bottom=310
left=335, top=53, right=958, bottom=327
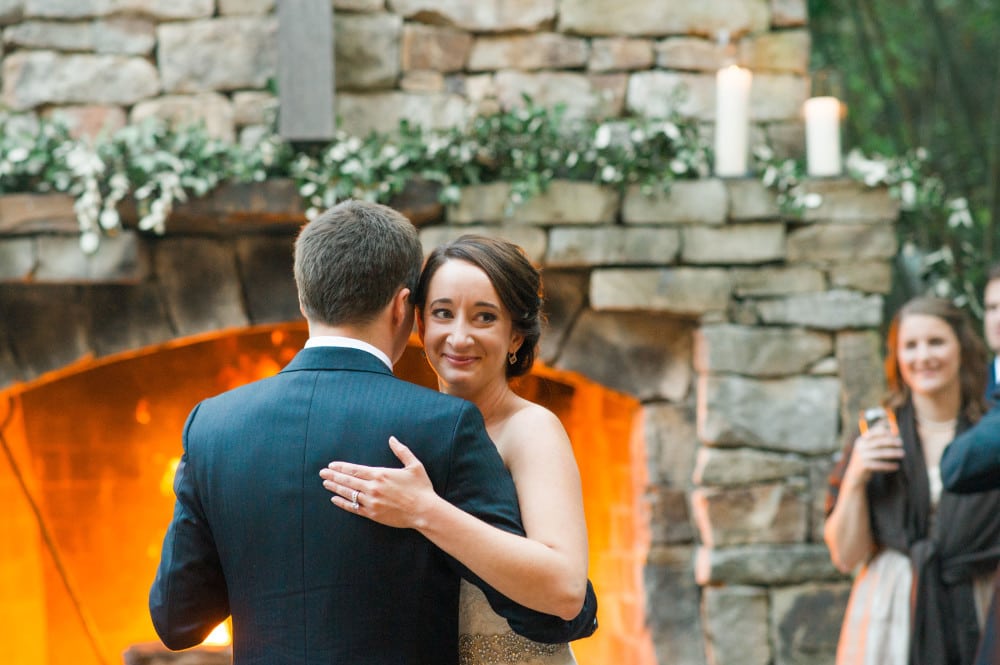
left=294, top=200, right=422, bottom=326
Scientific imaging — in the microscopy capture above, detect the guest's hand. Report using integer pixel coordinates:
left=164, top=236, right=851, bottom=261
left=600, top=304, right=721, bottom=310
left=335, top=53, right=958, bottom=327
left=844, top=427, right=904, bottom=487
left=320, top=436, right=438, bottom=529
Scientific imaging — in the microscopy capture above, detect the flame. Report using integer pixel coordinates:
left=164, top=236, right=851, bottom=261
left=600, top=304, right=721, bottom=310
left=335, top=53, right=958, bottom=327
left=201, top=621, right=231, bottom=646
left=135, top=398, right=152, bottom=425
left=159, top=457, right=180, bottom=496
left=217, top=354, right=283, bottom=391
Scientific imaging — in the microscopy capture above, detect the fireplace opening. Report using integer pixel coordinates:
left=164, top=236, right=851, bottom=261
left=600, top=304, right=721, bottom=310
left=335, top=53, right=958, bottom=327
left=0, top=323, right=651, bottom=664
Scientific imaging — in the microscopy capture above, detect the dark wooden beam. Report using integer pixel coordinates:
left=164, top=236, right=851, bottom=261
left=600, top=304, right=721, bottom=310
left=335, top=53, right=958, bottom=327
left=276, top=0, right=336, bottom=142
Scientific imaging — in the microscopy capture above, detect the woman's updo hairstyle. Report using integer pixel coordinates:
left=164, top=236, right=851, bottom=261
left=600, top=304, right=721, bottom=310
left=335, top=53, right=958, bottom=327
left=414, top=235, right=544, bottom=379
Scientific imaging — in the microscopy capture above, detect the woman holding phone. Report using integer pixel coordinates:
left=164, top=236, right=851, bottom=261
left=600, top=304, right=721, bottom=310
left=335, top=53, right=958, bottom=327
left=825, top=296, right=1000, bottom=665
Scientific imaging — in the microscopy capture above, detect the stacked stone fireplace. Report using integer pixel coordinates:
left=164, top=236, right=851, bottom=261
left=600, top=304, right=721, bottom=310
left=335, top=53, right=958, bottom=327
left=0, top=174, right=898, bottom=665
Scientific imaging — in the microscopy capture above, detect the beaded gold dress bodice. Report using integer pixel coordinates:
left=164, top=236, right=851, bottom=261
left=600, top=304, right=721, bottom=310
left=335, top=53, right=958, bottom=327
left=458, top=580, right=577, bottom=665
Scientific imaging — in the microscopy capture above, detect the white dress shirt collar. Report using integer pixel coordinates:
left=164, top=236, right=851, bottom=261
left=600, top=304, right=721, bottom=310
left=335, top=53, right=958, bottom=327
left=304, top=336, right=392, bottom=371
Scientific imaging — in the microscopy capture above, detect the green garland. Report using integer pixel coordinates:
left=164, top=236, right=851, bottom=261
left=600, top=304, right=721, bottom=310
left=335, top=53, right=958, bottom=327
left=0, top=101, right=978, bottom=309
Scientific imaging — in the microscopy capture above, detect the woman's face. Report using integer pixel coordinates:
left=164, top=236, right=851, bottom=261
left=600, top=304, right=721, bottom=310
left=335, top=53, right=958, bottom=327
left=419, top=259, right=523, bottom=396
left=896, top=313, right=962, bottom=399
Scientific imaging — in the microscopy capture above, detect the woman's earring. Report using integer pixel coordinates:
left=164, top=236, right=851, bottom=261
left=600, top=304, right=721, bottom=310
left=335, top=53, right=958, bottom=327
left=508, top=351, right=517, bottom=365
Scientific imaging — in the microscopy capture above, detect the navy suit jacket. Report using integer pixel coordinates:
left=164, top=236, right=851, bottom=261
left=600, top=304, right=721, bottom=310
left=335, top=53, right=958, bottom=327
left=150, top=347, right=597, bottom=664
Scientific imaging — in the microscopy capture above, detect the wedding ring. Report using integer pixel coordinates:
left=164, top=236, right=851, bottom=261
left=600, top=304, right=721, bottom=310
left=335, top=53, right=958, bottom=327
left=350, top=489, right=360, bottom=510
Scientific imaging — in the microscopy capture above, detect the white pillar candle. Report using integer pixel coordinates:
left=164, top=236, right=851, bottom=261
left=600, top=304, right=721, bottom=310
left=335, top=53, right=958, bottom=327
left=713, top=64, right=752, bottom=177
left=804, top=96, right=842, bottom=177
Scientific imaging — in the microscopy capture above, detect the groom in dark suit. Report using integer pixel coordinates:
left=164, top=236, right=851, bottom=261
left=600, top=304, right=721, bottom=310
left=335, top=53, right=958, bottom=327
left=149, top=200, right=596, bottom=664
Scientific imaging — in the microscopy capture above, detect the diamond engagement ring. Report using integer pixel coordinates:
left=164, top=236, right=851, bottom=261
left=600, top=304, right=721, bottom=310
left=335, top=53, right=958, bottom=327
left=350, top=489, right=360, bottom=511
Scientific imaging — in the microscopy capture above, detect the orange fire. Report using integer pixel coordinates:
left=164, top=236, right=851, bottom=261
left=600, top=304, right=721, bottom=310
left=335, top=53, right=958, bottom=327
left=201, top=620, right=232, bottom=647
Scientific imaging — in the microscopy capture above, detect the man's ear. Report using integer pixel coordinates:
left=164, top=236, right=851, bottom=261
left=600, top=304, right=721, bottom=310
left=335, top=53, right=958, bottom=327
left=392, top=287, right=412, bottom=326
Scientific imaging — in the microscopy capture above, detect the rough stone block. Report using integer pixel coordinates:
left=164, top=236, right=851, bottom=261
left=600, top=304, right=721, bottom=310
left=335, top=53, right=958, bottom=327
left=546, top=226, right=680, bottom=267
left=681, top=223, right=786, bottom=264
left=645, top=547, right=708, bottom=665
left=0, top=284, right=93, bottom=381
left=694, top=324, right=833, bottom=376
left=801, top=180, right=900, bottom=223
left=694, top=447, right=810, bottom=487
left=788, top=224, right=899, bottom=263
left=698, top=374, right=840, bottom=453
left=836, top=330, right=887, bottom=438
left=730, top=266, right=826, bottom=296
left=418, top=224, right=547, bottom=263
left=622, top=180, right=728, bottom=225
left=388, top=0, right=556, bottom=32
left=44, top=104, right=127, bottom=139
left=157, top=17, right=277, bottom=93
left=85, top=283, right=175, bottom=358
left=5, top=18, right=155, bottom=55
left=556, top=309, right=694, bottom=401
left=740, top=29, right=810, bottom=75
left=642, top=401, right=698, bottom=488
left=771, top=584, right=849, bottom=665
left=232, top=91, right=278, bottom=127
left=2, top=51, right=160, bottom=110
left=335, top=12, right=402, bottom=90
left=0, top=193, right=76, bottom=234
left=336, top=91, right=469, bottom=136
left=654, top=37, right=727, bottom=72
left=334, top=0, right=383, bottom=10
left=691, top=479, right=810, bottom=546
left=695, top=543, right=843, bottom=585
left=0, top=0, right=22, bottom=25
left=537, top=270, right=589, bottom=364
left=399, top=70, right=446, bottom=93
left=152, top=237, right=249, bottom=336
left=772, top=0, right=808, bottom=26
left=235, top=235, right=301, bottom=325
left=468, top=33, right=589, bottom=71
left=401, top=23, right=472, bottom=72
left=648, top=485, right=695, bottom=544
left=727, top=176, right=781, bottom=220
left=828, top=260, right=893, bottom=294
left=219, top=0, right=274, bottom=14
left=588, top=37, right=654, bottom=72
left=25, top=0, right=213, bottom=20
left=558, top=0, right=769, bottom=37
left=129, top=93, right=235, bottom=142
left=0, top=237, right=35, bottom=280
left=447, top=183, right=512, bottom=223
left=703, top=586, right=771, bottom=665
left=754, top=290, right=884, bottom=330
left=494, top=70, right=627, bottom=121
left=516, top=181, right=619, bottom=224
left=627, top=70, right=714, bottom=120
left=34, top=232, right=146, bottom=283
left=0, top=333, right=23, bottom=387
left=749, top=72, right=811, bottom=122
left=591, top=267, right=731, bottom=315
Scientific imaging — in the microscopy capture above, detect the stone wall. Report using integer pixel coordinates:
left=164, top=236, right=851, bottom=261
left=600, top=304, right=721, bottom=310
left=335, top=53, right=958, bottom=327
left=2, top=0, right=809, bottom=157
left=0, top=175, right=898, bottom=664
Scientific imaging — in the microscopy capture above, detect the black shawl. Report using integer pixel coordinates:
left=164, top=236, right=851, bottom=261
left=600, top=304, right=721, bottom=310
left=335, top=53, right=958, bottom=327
left=828, top=400, right=1000, bottom=665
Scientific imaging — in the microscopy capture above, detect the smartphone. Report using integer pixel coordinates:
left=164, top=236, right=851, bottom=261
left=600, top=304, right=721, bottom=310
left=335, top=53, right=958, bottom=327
left=859, top=406, right=897, bottom=435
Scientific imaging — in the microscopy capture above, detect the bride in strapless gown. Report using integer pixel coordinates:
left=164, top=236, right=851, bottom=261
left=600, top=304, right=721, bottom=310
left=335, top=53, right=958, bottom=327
left=320, top=237, right=594, bottom=663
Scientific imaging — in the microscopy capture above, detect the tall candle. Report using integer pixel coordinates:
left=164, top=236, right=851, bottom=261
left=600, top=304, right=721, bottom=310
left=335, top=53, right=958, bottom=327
left=804, top=96, right=842, bottom=177
left=714, top=64, right=752, bottom=177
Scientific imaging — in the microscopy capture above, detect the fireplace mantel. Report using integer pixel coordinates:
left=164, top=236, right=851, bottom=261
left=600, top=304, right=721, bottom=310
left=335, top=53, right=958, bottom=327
left=0, top=176, right=899, bottom=664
